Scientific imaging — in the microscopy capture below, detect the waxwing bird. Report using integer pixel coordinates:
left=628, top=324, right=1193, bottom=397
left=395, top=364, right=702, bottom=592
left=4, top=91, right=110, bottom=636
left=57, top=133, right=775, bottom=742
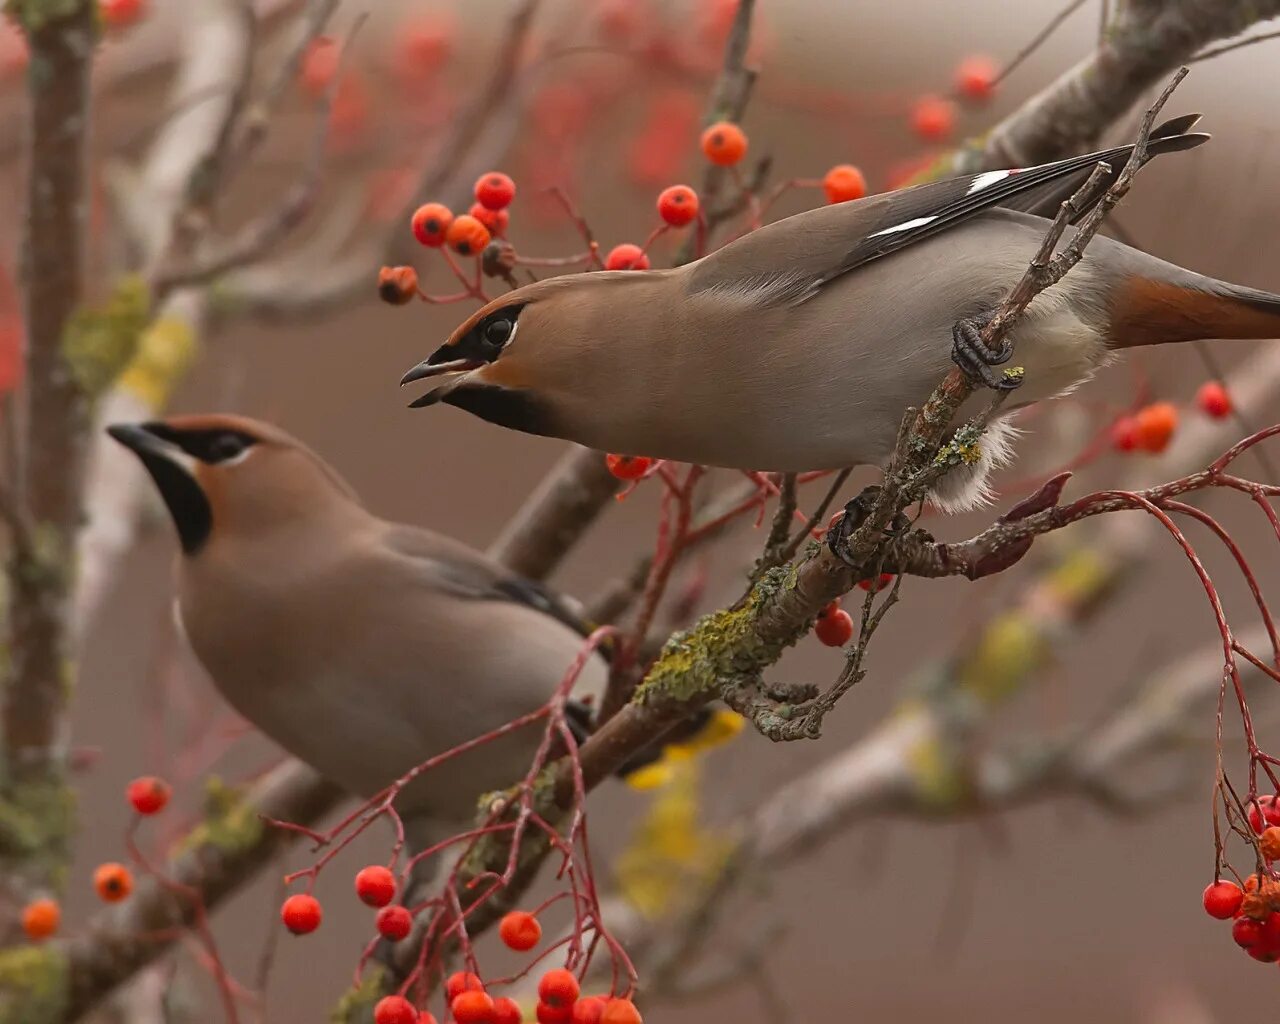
left=402, top=116, right=1279, bottom=510
left=107, top=415, right=692, bottom=853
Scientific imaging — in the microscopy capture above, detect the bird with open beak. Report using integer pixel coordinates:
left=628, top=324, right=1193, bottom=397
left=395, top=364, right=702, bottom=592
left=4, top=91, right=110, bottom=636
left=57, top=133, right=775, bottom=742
left=402, top=116, right=1280, bottom=511
left=107, top=414, right=687, bottom=858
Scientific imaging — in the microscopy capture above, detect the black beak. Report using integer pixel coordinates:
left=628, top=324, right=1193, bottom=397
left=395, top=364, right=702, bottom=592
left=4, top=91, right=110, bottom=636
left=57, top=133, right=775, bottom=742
left=400, top=356, right=484, bottom=409
left=106, top=422, right=212, bottom=555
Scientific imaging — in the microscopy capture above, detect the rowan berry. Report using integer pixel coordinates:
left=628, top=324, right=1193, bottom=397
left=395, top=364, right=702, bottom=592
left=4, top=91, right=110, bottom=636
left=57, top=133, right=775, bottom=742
left=539, top=969, right=580, bottom=1008
left=823, top=164, right=867, bottom=204
left=446, top=973, right=485, bottom=1002
left=1196, top=381, right=1232, bottom=419
left=126, top=775, right=171, bottom=815
left=605, top=244, right=650, bottom=270
left=499, top=910, right=542, bottom=951
left=657, top=185, right=699, bottom=227
left=21, top=898, right=59, bottom=941
left=1134, top=402, right=1178, bottom=453
left=446, top=215, right=491, bottom=256
left=1203, top=880, right=1244, bottom=919
left=376, top=905, right=413, bottom=941
left=374, top=996, right=418, bottom=1024
left=814, top=602, right=854, bottom=647
left=956, top=55, right=998, bottom=102
left=452, top=990, right=495, bottom=1024
left=911, top=95, right=956, bottom=141
left=355, top=865, right=397, bottom=907
left=700, top=121, right=748, bottom=166
left=606, top=454, right=653, bottom=480
left=94, top=862, right=134, bottom=903
left=600, top=999, right=642, bottom=1024
left=411, top=203, right=453, bottom=247
left=378, top=266, right=419, bottom=305
left=475, top=172, right=516, bottom=211
left=281, top=893, right=322, bottom=934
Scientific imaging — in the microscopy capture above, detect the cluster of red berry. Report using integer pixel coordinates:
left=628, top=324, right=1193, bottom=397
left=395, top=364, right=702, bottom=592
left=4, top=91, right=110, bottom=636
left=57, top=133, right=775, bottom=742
left=1111, top=382, right=1233, bottom=455
left=1202, top=795, right=1280, bottom=964
left=20, top=774, right=172, bottom=941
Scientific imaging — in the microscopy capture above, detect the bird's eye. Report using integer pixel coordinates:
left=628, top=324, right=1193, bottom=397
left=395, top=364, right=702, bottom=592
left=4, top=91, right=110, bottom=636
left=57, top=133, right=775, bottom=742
left=483, top=318, right=512, bottom=348
left=208, top=433, right=248, bottom=463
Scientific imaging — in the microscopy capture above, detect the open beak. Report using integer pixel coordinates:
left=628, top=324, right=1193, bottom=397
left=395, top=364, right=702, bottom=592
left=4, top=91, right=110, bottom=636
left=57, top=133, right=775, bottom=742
left=400, top=357, right=484, bottom=408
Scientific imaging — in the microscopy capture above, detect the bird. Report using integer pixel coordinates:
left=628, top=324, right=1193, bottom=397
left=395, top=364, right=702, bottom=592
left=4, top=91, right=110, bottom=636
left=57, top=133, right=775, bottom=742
left=401, top=115, right=1278, bottom=511
left=106, top=414, right=713, bottom=858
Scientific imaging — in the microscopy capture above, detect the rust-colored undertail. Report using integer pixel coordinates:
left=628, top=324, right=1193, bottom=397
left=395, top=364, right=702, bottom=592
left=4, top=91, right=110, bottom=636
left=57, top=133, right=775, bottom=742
left=1108, top=277, right=1280, bottom=349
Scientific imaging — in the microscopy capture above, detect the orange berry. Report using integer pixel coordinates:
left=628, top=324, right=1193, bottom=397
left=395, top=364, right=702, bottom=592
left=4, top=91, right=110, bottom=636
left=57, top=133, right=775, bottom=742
left=605, top=244, right=650, bottom=271
left=1263, top=827, right=1280, bottom=861
left=911, top=95, right=956, bottom=142
left=700, top=121, right=748, bottom=166
left=469, top=202, right=509, bottom=236
left=1134, top=401, right=1178, bottom=454
left=600, top=999, right=642, bottom=1024
left=492, top=997, right=523, bottom=1024
left=606, top=453, right=653, bottom=480
left=822, top=164, right=866, bottom=204
left=452, top=991, right=495, bottom=1024
left=376, top=905, right=413, bottom=941
left=538, top=968, right=580, bottom=1008
left=354, top=865, right=397, bottom=907
left=280, top=892, right=322, bottom=934
left=378, top=266, right=419, bottom=305
left=499, top=910, right=542, bottom=951
left=537, top=1003, right=572, bottom=1024
left=411, top=203, right=454, bottom=247
left=446, top=214, right=491, bottom=256
left=94, top=862, right=134, bottom=903
left=475, top=171, right=516, bottom=211
left=21, top=898, right=60, bottom=941
left=1196, top=380, right=1232, bottom=419
left=126, top=775, right=171, bottom=815
left=572, top=997, right=608, bottom=1024
left=374, top=996, right=419, bottom=1024
left=814, top=604, right=854, bottom=647
left=445, top=972, right=484, bottom=1002
left=955, top=55, right=998, bottom=102
left=300, top=37, right=339, bottom=97
left=100, top=0, right=146, bottom=29
left=1111, top=415, right=1139, bottom=453
left=656, top=184, right=699, bottom=227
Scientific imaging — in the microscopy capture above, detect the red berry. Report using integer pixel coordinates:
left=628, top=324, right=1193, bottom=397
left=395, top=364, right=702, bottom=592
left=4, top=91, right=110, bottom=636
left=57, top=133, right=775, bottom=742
left=656, top=184, right=699, bottom=227
left=378, top=265, right=419, bottom=306
left=911, top=95, right=956, bottom=142
left=1203, top=880, right=1244, bottom=919
left=700, top=121, right=748, bottom=166
left=446, top=214, right=491, bottom=256
left=1262, top=827, right=1280, bottom=861
left=1248, top=942, right=1280, bottom=963
left=281, top=893, right=322, bottom=934
left=94, top=862, right=134, bottom=903
left=1110, top=415, right=1139, bottom=453
left=355, top=865, right=397, bottom=908
left=955, top=55, right=998, bottom=102
left=822, top=164, right=866, bottom=204
left=857, top=572, right=895, bottom=593
left=814, top=605, right=854, bottom=647
left=1234, top=915, right=1263, bottom=948
left=374, top=996, right=419, bottom=1024
left=300, top=37, right=339, bottom=96
left=100, top=0, right=146, bottom=29
left=492, top=998, right=523, bottom=1024
left=606, top=453, right=654, bottom=480
left=499, top=910, right=542, bottom=951
left=376, top=905, right=413, bottom=941
left=419, top=1015, right=439, bottom=1024
left=599, top=999, right=642, bottom=1024
left=21, top=898, right=59, bottom=941
left=1134, top=402, right=1178, bottom=454
left=538, top=969, right=580, bottom=1008
left=411, top=203, right=454, bottom=247
left=126, top=775, right=171, bottom=815
left=469, top=202, right=510, bottom=236
left=1248, top=795, right=1280, bottom=833
left=1196, top=380, right=1232, bottom=419
left=446, top=973, right=485, bottom=1002
left=475, top=171, right=516, bottom=211
left=452, top=990, right=496, bottom=1024
left=536, top=1004, right=572, bottom=1024
left=572, top=998, right=608, bottom=1024
left=605, top=244, right=650, bottom=271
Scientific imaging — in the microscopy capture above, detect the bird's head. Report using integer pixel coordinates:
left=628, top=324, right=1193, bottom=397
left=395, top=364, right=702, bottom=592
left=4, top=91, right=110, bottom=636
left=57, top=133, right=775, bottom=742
left=107, top=414, right=359, bottom=555
left=399, top=270, right=659, bottom=437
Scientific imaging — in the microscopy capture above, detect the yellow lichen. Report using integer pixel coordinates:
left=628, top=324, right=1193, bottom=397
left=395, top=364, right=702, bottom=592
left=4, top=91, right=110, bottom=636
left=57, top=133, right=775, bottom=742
left=957, top=611, right=1045, bottom=704
left=61, top=275, right=148, bottom=397
left=170, top=777, right=263, bottom=860
left=117, top=314, right=199, bottom=410
left=0, top=942, right=68, bottom=1024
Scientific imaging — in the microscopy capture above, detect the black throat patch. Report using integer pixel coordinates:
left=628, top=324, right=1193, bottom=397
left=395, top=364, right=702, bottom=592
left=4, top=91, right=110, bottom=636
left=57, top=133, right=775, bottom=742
left=443, top=385, right=556, bottom=438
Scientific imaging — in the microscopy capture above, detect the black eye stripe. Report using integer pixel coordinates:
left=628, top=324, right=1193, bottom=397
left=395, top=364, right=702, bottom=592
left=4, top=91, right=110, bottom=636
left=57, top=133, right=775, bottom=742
left=141, top=424, right=259, bottom=464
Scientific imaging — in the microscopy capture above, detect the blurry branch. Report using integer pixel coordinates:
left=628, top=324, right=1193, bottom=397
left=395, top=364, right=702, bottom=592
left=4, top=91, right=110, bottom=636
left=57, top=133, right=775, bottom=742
left=0, top=0, right=100, bottom=936
left=960, top=0, right=1280, bottom=172
left=1191, top=28, right=1280, bottom=63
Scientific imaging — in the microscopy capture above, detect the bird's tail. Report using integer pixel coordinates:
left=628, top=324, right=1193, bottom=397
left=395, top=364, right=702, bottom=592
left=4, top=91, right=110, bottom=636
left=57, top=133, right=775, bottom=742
left=1106, top=274, right=1280, bottom=349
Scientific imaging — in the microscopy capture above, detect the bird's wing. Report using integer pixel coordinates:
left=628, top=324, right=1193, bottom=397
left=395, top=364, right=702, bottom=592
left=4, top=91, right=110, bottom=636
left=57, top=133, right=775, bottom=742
left=380, top=524, right=598, bottom=641
left=686, top=115, right=1207, bottom=308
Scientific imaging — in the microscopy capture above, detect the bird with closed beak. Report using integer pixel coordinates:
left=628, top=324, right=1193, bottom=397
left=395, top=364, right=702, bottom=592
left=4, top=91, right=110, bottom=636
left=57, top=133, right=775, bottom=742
left=107, top=414, right=711, bottom=857
left=402, top=116, right=1278, bottom=511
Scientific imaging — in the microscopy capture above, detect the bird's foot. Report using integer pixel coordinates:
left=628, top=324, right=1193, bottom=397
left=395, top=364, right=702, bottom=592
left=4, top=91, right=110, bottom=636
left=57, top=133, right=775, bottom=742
left=951, top=314, right=1023, bottom=391
left=826, top=485, right=910, bottom=566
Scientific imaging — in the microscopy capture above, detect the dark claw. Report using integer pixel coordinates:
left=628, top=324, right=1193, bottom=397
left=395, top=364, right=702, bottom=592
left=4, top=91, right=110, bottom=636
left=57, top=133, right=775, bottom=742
left=826, top=485, right=910, bottom=566
left=951, top=316, right=1023, bottom=392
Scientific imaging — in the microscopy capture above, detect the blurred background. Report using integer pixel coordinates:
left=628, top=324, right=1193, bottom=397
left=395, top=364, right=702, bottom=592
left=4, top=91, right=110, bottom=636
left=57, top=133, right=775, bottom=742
left=6, top=0, right=1280, bottom=1020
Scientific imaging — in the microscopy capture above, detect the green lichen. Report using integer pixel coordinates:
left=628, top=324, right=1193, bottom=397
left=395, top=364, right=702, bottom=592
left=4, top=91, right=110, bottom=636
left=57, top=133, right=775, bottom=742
left=637, top=565, right=798, bottom=704
left=0, top=944, right=68, bottom=1024
left=61, top=275, right=148, bottom=398
left=171, top=777, right=264, bottom=860
left=330, top=965, right=386, bottom=1024
left=905, top=726, right=972, bottom=811
left=0, top=778, right=76, bottom=883
left=14, top=523, right=72, bottom=596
